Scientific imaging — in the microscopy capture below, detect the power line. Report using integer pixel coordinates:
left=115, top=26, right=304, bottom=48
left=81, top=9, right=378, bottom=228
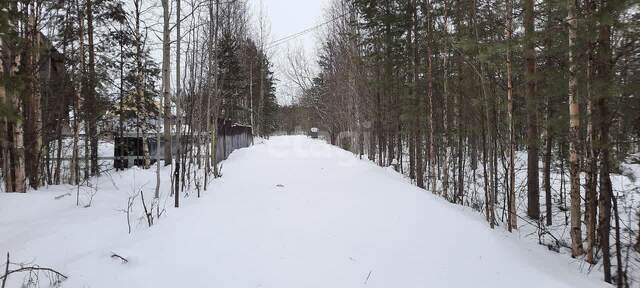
left=266, top=11, right=350, bottom=49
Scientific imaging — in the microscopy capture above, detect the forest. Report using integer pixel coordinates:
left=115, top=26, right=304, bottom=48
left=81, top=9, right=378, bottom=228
left=1, top=0, right=639, bottom=287
left=0, top=0, right=278, bottom=196
left=284, top=0, right=639, bottom=286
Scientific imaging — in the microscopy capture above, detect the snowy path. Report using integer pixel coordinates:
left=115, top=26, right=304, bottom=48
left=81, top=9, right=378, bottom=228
left=1, top=136, right=605, bottom=287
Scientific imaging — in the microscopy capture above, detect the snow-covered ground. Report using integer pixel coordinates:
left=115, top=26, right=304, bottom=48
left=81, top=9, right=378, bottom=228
left=1, top=136, right=609, bottom=287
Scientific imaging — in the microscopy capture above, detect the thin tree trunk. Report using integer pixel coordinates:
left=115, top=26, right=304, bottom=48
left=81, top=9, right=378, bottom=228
left=599, top=118, right=612, bottom=284
left=481, top=111, right=491, bottom=227
left=174, top=0, right=182, bottom=208
left=612, top=193, right=624, bottom=287
left=441, top=0, right=449, bottom=199
left=543, top=110, right=553, bottom=226
left=53, top=19, right=64, bottom=185
left=161, top=0, right=172, bottom=165
left=524, top=0, right=540, bottom=220
left=118, top=22, right=126, bottom=171
left=426, top=0, right=435, bottom=193
left=490, top=81, right=498, bottom=225
left=54, top=123, right=62, bottom=184
left=585, top=96, right=598, bottom=263
left=70, top=0, right=84, bottom=185
left=584, top=0, right=598, bottom=265
left=11, top=97, right=26, bottom=192
left=567, top=0, right=583, bottom=257
left=86, top=0, right=98, bottom=176
left=407, top=0, right=415, bottom=182
left=155, top=84, right=163, bottom=200
left=473, top=0, right=493, bottom=228
left=27, top=4, right=43, bottom=189
left=209, top=0, right=221, bottom=178
left=0, top=48, right=11, bottom=191
left=596, top=2, right=613, bottom=281
left=413, top=0, right=423, bottom=189
left=257, top=2, right=265, bottom=137
left=505, top=0, right=517, bottom=230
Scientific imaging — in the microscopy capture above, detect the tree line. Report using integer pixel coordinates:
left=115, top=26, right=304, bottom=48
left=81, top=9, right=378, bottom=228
left=293, top=0, right=639, bottom=286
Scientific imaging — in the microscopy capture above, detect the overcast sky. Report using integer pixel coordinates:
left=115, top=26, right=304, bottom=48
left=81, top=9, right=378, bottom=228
left=139, top=0, right=330, bottom=106
left=248, top=0, right=331, bottom=105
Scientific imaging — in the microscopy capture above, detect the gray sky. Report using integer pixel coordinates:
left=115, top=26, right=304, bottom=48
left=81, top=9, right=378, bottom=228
left=248, top=0, right=331, bottom=105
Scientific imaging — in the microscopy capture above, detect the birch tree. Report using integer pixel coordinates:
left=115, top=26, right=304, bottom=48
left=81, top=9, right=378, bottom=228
left=161, top=0, right=172, bottom=165
left=567, top=0, right=583, bottom=257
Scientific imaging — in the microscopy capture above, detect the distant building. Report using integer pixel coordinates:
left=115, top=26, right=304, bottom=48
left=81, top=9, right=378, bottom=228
left=114, top=119, right=252, bottom=169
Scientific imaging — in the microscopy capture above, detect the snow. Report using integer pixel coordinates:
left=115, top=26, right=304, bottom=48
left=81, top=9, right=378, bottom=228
left=0, top=136, right=610, bottom=287
left=391, top=138, right=640, bottom=285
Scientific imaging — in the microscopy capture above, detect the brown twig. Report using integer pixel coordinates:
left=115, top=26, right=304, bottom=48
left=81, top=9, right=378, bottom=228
left=1, top=253, right=9, bottom=288
left=140, top=190, right=153, bottom=227
left=110, top=253, right=129, bottom=264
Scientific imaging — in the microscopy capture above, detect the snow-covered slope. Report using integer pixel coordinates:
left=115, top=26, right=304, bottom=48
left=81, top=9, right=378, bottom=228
left=0, top=136, right=608, bottom=287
